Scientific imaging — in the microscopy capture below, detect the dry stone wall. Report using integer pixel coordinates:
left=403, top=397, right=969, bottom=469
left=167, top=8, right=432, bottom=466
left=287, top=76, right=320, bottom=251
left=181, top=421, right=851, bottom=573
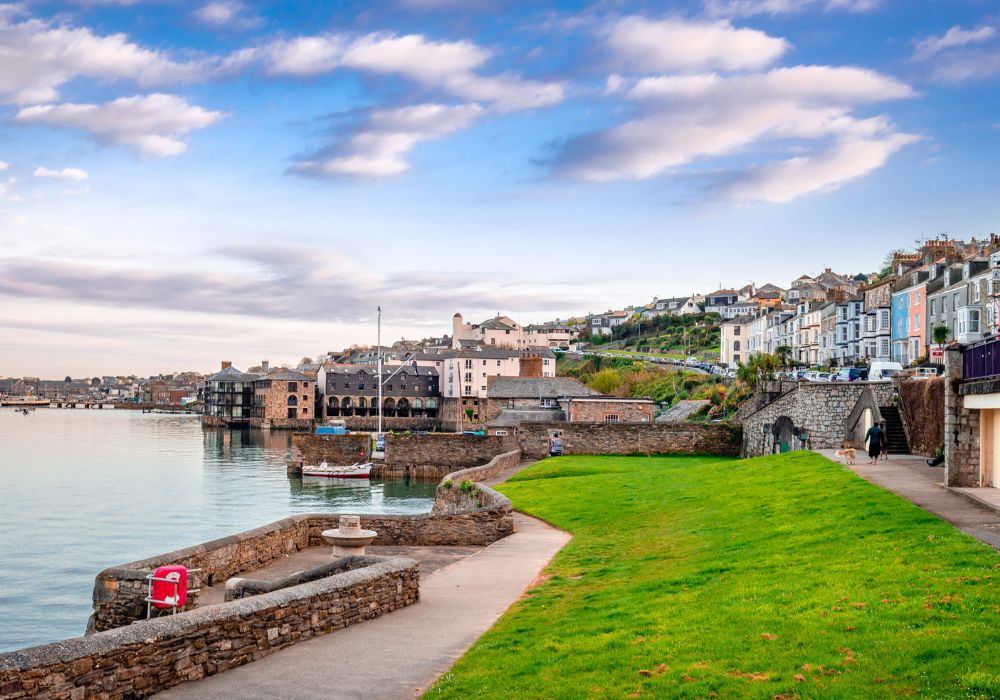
left=515, top=422, right=741, bottom=460
left=432, top=450, right=521, bottom=515
left=740, top=382, right=894, bottom=458
left=1, top=558, right=418, bottom=699
left=945, top=346, right=984, bottom=487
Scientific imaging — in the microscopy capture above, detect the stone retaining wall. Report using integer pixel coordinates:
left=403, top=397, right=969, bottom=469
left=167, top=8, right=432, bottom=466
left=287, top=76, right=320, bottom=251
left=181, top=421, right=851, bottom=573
left=0, top=558, right=418, bottom=699
left=432, top=450, right=522, bottom=515
left=289, top=433, right=371, bottom=470
left=382, top=433, right=507, bottom=477
left=740, top=382, right=895, bottom=458
left=514, top=422, right=742, bottom=460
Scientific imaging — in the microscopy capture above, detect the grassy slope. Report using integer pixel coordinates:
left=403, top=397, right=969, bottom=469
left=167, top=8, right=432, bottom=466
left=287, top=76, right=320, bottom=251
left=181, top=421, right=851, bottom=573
left=428, top=453, right=1000, bottom=699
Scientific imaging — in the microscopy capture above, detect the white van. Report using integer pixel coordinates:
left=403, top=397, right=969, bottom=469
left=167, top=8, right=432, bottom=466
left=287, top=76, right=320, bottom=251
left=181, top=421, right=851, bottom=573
left=868, top=361, right=904, bottom=382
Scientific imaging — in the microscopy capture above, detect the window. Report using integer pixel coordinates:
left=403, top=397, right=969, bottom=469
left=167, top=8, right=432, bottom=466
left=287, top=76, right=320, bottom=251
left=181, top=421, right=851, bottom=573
left=287, top=407, right=297, bottom=418
left=288, top=395, right=297, bottom=406
left=358, top=383, right=365, bottom=390
left=497, top=360, right=501, bottom=366
left=734, top=326, right=741, bottom=336
left=540, top=398, right=553, bottom=408
left=494, top=430, right=508, bottom=437
left=970, top=309, right=981, bottom=334
left=464, top=385, right=473, bottom=396
left=491, top=337, right=496, bottom=345
left=733, top=340, right=741, bottom=351
left=464, top=372, right=472, bottom=382
left=930, top=299, right=937, bottom=316
left=465, top=359, right=473, bottom=369
left=975, top=283, right=982, bottom=303
left=288, top=382, right=297, bottom=392
left=604, top=413, right=621, bottom=423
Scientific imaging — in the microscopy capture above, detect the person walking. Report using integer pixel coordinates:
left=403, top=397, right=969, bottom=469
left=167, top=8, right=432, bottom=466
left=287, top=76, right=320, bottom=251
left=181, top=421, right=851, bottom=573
left=864, top=422, right=885, bottom=465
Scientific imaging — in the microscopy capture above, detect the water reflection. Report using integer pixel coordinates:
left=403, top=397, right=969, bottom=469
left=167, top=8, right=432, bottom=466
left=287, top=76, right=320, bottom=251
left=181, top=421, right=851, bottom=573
left=0, top=410, right=435, bottom=652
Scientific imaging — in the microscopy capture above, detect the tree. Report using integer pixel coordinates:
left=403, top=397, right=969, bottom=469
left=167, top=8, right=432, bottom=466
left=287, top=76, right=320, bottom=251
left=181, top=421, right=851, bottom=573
left=774, top=345, right=793, bottom=368
left=64, top=376, right=72, bottom=383
left=736, top=352, right=781, bottom=388
left=299, top=356, right=314, bottom=367
left=932, top=324, right=951, bottom=345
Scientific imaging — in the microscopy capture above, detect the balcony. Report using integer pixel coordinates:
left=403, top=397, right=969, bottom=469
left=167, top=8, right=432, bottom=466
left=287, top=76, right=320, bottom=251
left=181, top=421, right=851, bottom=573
left=964, top=336, right=1000, bottom=380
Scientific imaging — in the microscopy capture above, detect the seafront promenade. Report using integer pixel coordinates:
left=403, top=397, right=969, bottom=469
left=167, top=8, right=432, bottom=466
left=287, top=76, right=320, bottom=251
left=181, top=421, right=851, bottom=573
left=160, top=512, right=570, bottom=699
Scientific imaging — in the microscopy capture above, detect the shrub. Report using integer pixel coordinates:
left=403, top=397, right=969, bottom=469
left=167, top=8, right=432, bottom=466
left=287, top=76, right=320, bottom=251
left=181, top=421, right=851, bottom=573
left=460, top=479, right=475, bottom=493
left=443, top=479, right=453, bottom=490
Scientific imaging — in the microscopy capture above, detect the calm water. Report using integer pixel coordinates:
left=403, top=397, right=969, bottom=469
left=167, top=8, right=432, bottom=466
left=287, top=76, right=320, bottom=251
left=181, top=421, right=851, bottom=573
left=0, top=408, right=436, bottom=652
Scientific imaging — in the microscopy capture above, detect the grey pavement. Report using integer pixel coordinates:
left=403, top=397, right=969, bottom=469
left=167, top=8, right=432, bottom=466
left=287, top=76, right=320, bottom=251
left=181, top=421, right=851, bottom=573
left=158, top=511, right=570, bottom=699
left=815, top=449, right=1000, bottom=550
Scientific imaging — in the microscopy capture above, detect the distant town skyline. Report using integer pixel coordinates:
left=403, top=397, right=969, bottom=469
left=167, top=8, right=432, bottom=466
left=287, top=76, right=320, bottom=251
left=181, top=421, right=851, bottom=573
left=1, top=0, right=998, bottom=376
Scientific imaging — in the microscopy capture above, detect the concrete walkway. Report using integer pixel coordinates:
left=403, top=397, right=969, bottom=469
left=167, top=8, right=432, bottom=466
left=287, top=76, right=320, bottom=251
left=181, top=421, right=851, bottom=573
left=815, top=449, right=1000, bottom=550
left=159, top=511, right=570, bottom=699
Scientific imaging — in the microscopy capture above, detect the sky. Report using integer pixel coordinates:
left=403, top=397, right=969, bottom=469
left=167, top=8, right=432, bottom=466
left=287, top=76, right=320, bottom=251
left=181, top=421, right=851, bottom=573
left=0, top=0, right=998, bottom=377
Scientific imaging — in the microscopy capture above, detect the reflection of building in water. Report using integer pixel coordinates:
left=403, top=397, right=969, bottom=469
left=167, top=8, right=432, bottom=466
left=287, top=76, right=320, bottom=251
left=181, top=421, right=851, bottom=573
left=202, top=426, right=292, bottom=461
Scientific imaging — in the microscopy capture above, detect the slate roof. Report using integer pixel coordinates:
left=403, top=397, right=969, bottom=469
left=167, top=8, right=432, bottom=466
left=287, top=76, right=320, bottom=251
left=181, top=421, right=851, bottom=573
left=207, top=366, right=260, bottom=382
left=487, top=376, right=599, bottom=399
left=656, top=400, right=711, bottom=423
left=489, top=408, right=565, bottom=427
left=325, top=365, right=438, bottom=377
left=261, top=369, right=311, bottom=382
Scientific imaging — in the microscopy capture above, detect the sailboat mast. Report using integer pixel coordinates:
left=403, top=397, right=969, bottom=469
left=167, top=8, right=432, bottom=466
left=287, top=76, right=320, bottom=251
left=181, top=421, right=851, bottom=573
left=377, top=306, right=383, bottom=437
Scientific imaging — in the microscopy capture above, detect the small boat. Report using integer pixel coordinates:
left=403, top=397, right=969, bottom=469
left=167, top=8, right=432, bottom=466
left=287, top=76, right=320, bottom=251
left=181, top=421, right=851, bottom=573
left=301, top=461, right=373, bottom=479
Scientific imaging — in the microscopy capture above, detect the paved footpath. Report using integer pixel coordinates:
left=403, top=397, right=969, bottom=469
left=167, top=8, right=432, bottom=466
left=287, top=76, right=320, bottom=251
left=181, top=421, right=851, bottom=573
left=815, top=449, right=1000, bottom=550
left=160, top=509, right=569, bottom=700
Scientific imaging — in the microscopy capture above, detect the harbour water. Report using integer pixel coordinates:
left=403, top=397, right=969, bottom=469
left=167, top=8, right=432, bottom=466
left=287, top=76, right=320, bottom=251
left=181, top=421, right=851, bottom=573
left=0, top=408, right=437, bottom=652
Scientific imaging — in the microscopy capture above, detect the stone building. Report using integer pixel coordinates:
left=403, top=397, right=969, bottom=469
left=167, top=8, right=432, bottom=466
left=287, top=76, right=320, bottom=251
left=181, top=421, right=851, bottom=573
left=251, top=369, right=313, bottom=430
left=318, top=364, right=439, bottom=420
left=944, top=343, right=1000, bottom=488
left=483, top=376, right=654, bottom=436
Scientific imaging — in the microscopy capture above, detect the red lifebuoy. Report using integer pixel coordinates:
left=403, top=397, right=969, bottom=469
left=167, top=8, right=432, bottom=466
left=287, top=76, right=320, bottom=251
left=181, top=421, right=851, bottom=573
left=150, top=565, right=188, bottom=609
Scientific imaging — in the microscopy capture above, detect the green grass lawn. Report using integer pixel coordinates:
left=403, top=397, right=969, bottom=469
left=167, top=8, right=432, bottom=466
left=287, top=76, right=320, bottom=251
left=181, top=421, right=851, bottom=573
left=427, top=453, right=1000, bottom=699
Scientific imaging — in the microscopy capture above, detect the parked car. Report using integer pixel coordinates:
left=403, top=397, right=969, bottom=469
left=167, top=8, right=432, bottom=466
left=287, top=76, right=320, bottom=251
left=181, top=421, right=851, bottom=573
left=868, top=360, right=904, bottom=382
left=835, top=367, right=868, bottom=383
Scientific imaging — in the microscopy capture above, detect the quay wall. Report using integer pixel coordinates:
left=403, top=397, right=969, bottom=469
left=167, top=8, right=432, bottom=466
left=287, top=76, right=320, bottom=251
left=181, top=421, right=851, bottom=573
left=513, top=421, right=742, bottom=460
left=382, top=433, right=508, bottom=478
left=0, top=558, right=418, bottom=700
left=289, top=433, right=371, bottom=471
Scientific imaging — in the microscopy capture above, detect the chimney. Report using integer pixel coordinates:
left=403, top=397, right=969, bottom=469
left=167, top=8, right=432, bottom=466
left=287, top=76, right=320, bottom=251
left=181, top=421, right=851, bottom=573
left=221, top=361, right=232, bottom=370
left=261, top=360, right=269, bottom=374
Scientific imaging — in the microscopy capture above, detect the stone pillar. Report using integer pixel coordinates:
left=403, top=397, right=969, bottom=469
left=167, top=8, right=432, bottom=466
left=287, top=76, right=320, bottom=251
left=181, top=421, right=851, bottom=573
left=944, top=345, right=980, bottom=487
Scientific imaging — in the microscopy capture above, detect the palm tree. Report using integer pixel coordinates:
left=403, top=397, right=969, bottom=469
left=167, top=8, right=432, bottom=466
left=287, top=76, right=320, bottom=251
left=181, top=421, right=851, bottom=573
left=774, top=345, right=793, bottom=368
left=736, top=352, right=780, bottom=388
left=932, top=324, right=950, bottom=346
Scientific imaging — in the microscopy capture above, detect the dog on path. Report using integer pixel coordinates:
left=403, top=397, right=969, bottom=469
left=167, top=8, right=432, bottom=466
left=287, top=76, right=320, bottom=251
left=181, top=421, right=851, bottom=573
left=835, top=447, right=857, bottom=466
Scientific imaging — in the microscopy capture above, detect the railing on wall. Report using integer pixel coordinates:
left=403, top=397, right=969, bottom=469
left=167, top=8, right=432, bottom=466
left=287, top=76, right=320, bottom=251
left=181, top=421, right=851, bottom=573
left=964, top=336, right=1000, bottom=380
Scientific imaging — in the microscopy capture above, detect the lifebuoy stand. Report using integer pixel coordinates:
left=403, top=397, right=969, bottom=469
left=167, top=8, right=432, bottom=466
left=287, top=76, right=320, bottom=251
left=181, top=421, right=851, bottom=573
left=145, top=565, right=201, bottom=618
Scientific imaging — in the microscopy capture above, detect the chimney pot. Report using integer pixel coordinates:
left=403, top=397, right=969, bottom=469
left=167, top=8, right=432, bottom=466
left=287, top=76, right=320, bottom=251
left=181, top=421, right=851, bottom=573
left=221, top=361, right=232, bottom=370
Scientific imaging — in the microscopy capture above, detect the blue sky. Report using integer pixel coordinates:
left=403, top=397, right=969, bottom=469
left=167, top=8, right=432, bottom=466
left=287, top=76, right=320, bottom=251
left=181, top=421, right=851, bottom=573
left=0, top=0, right=998, bottom=376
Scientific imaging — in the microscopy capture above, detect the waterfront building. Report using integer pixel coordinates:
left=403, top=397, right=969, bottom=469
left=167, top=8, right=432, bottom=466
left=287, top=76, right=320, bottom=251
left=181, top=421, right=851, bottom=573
left=203, top=362, right=260, bottom=427
left=318, top=364, right=439, bottom=421
left=251, top=369, right=313, bottom=430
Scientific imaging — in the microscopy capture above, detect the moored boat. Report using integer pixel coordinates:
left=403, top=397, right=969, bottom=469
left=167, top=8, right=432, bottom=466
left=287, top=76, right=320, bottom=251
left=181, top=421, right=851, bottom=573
left=301, top=461, right=373, bottom=479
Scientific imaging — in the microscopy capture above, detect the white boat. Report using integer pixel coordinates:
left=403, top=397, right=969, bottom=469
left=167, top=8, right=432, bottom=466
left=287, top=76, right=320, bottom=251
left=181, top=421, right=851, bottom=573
left=301, top=461, right=373, bottom=479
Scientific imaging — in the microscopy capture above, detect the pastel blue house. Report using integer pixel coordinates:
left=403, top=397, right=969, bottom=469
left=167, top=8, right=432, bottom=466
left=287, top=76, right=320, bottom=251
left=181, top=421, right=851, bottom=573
left=891, top=289, right=909, bottom=363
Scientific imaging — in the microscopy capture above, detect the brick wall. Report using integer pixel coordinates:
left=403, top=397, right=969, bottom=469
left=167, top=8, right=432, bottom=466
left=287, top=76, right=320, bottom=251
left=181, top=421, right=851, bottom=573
left=741, top=382, right=895, bottom=458
left=382, top=433, right=506, bottom=477
left=2, top=559, right=418, bottom=699
left=514, top=421, right=741, bottom=460
left=290, top=433, right=371, bottom=470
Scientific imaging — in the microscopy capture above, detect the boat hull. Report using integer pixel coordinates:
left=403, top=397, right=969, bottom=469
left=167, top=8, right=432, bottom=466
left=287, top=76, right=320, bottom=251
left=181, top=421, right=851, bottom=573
left=301, top=463, right=373, bottom=479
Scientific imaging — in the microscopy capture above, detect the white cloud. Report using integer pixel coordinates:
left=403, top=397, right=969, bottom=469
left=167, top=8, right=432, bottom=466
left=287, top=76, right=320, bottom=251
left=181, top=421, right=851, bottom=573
left=722, top=133, right=919, bottom=203
left=293, top=103, right=483, bottom=178
left=910, top=24, right=1000, bottom=83
left=33, top=166, right=89, bottom=181
left=193, top=1, right=263, bottom=31
left=0, top=161, right=8, bottom=171
left=705, top=0, right=882, bottom=17
left=0, top=176, right=15, bottom=197
left=551, top=62, right=917, bottom=202
left=0, top=8, right=208, bottom=104
left=607, top=16, right=788, bottom=72
left=914, top=25, right=996, bottom=60
left=15, top=94, right=225, bottom=157
left=254, top=31, right=564, bottom=111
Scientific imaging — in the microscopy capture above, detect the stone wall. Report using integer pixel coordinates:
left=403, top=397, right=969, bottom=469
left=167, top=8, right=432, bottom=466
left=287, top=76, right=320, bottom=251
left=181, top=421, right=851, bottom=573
left=740, top=382, right=895, bottom=458
left=945, top=346, right=982, bottom=487
left=897, top=377, right=945, bottom=457
left=382, top=433, right=506, bottom=477
left=1, top=558, right=418, bottom=699
left=91, top=505, right=515, bottom=633
left=289, top=433, right=371, bottom=470
left=566, top=398, right=655, bottom=423
left=342, top=417, right=439, bottom=432
left=514, top=421, right=742, bottom=460
left=432, top=450, right=521, bottom=515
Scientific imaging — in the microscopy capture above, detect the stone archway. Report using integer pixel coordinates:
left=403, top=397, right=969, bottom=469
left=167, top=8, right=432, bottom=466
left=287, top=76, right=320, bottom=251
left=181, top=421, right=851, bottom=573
left=412, top=398, right=423, bottom=417
left=341, top=396, right=353, bottom=417
left=397, top=398, right=411, bottom=418
left=425, top=397, right=438, bottom=418
left=383, top=397, right=396, bottom=418
left=357, top=397, right=368, bottom=417
left=772, top=416, right=796, bottom=454
left=327, top=396, right=341, bottom=417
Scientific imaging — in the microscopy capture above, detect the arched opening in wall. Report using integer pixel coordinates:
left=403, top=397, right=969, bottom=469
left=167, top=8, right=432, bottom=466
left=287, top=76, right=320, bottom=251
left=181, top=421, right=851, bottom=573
left=357, top=397, right=368, bottom=417
left=383, top=397, right=396, bottom=418
left=327, top=397, right=340, bottom=417
left=397, top=398, right=411, bottom=418
left=412, top=398, right=423, bottom=417
left=771, top=416, right=796, bottom=454
left=425, top=397, right=438, bottom=418
left=288, top=395, right=298, bottom=407
left=341, top=396, right=353, bottom=417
